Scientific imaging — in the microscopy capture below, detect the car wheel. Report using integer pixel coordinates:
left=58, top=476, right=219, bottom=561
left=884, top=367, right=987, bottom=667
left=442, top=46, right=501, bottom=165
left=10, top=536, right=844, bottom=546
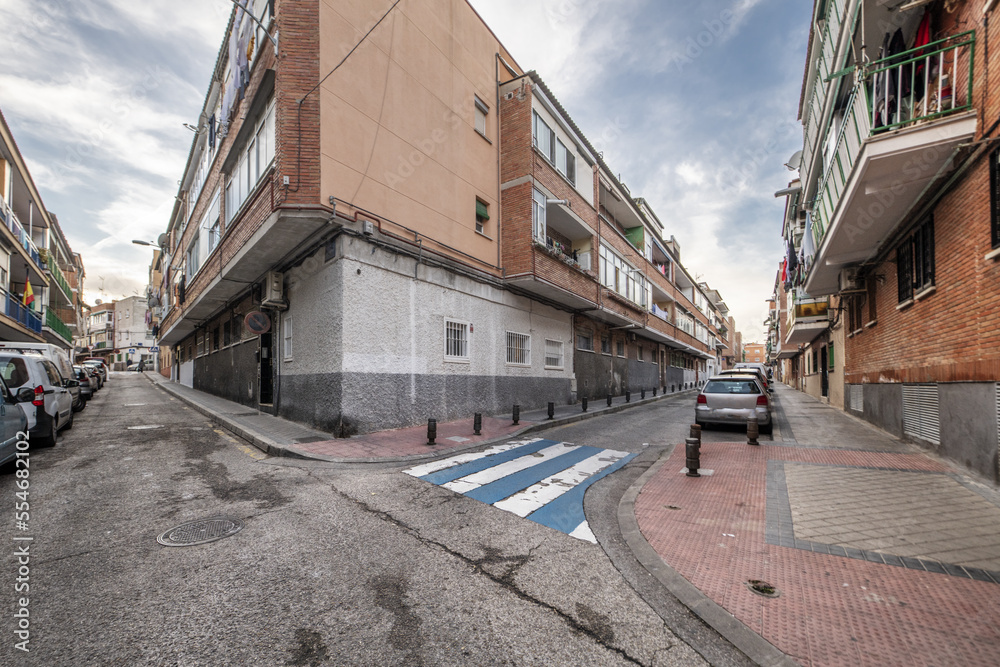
left=760, top=421, right=773, bottom=435
left=63, top=411, right=74, bottom=431
left=38, top=419, right=57, bottom=448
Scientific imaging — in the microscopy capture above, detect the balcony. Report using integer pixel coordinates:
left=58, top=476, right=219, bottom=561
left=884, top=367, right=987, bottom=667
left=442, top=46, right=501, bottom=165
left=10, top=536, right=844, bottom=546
left=1, top=288, right=42, bottom=336
left=39, top=250, right=73, bottom=303
left=785, top=295, right=829, bottom=346
left=43, top=308, right=72, bottom=345
left=0, top=195, right=42, bottom=269
left=806, top=31, right=976, bottom=296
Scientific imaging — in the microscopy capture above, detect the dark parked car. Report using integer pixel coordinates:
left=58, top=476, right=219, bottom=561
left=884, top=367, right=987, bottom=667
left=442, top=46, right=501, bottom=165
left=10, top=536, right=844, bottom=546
left=73, top=366, right=93, bottom=407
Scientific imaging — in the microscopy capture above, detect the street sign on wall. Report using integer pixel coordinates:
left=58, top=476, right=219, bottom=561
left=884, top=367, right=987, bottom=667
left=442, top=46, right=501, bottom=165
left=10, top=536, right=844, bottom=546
left=244, top=311, right=271, bottom=335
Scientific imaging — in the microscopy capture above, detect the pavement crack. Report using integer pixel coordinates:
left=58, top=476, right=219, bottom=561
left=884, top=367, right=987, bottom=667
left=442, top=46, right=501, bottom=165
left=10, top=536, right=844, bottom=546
left=335, top=485, right=647, bottom=666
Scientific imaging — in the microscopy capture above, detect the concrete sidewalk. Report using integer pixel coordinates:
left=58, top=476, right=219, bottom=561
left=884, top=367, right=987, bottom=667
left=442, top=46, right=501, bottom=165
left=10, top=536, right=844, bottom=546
left=630, top=383, right=1000, bottom=667
left=145, top=371, right=695, bottom=463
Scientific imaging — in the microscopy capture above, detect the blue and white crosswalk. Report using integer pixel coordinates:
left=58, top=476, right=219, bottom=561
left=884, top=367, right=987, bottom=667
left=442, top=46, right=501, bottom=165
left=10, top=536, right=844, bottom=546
left=404, top=438, right=637, bottom=543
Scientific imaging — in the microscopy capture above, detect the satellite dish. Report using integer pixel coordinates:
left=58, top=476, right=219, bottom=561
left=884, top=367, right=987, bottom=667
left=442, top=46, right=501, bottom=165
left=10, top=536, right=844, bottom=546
left=95, top=299, right=103, bottom=305
left=784, top=150, right=802, bottom=171
left=157, top=233, right=168, bottom=247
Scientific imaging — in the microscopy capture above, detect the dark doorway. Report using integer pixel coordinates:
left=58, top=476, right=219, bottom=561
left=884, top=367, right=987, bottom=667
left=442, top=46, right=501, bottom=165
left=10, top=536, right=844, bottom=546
left=259, top=332, right=273, bottom=405
left=820, top=344, right=829, bottom=398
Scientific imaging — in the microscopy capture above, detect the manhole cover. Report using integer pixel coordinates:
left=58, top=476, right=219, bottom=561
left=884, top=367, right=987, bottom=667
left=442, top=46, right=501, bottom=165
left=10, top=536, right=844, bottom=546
left=157, top=517, right=244, bottom=547
left=746, top=579, right=781, bottom=598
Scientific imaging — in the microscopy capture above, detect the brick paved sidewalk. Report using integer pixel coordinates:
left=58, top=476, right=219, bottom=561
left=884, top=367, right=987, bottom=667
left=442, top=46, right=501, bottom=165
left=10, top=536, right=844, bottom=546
left=635, top=441, right=1000, bottom=667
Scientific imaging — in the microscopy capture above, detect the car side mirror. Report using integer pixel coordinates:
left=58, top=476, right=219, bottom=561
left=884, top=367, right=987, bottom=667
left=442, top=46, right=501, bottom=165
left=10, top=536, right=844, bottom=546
left=16, top=388, right=34, bottom=403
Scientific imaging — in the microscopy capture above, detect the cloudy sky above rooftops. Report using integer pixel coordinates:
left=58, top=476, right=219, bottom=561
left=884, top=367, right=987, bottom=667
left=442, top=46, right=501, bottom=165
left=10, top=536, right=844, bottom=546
left=1, top=0, right=810, bottom=343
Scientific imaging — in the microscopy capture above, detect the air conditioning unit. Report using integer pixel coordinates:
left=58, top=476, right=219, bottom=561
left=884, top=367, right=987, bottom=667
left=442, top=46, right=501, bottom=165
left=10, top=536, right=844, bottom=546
left=362, top=220, right=374, bottom=236
left=261, top=271, right=288, bottom=309
left=838, top=268, right=864, bottom=292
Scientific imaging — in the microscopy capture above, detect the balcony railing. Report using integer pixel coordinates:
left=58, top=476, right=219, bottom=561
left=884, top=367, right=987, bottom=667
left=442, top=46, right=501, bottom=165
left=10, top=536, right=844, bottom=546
left=810, top=31, right=975, bottom=252
left=801, top=0, right=850, bottom=174
left=786, top=295, right=829, bottom=331
left=39, top=249, right=73, bottom=302
left=2, top=288, right=42, bottom=334
left=0, top=194, right=43, bottom=268
left=44, top=308, right=72, bottom=343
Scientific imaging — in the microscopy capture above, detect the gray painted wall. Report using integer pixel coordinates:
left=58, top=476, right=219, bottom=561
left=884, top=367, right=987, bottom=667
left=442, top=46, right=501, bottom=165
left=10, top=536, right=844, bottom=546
left=857, top=382, right=903, bottom=438
left=939, top=383, right=998, bottom=483
left=194, top=339, right=259, bottom=408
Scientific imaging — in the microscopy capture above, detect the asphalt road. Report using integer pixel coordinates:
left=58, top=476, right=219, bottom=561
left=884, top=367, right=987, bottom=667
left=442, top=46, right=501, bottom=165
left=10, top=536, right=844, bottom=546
left=0, top=374, right=755, bottom=666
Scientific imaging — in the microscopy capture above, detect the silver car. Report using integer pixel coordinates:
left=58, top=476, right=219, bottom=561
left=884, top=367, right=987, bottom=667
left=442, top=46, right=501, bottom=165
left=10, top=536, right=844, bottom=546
left=695, top=374, right=773, bottom=433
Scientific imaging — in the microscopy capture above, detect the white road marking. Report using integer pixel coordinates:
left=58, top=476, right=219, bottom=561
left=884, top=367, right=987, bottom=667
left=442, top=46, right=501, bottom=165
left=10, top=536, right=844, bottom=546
left=442, top=442, right=579, bottom=494
left=404, top=439, right=541, bottom=478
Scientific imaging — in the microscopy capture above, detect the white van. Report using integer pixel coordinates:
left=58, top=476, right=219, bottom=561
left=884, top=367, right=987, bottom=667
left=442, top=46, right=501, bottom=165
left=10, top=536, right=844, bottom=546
left=0, top=342, right=73, bottom=380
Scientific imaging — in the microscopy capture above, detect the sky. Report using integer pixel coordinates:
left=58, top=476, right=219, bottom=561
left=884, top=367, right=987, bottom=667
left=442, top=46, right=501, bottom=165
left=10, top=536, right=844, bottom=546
left=0, top=0, right=812, bottom=344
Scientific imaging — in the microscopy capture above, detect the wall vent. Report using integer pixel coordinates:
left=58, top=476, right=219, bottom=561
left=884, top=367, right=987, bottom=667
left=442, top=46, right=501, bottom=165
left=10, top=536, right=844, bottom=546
left=902, top=384, right=940, bottom=445
left=850, top=384, right=863, bottom=412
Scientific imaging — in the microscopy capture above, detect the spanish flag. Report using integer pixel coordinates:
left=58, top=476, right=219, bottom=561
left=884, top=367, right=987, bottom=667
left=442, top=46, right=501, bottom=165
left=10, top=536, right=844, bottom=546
left=23, top=278, right=34, bottom=310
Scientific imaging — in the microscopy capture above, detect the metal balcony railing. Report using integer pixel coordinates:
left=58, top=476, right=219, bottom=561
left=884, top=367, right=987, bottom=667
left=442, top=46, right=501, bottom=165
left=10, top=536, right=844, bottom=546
left=809, top=31, right=975, bottom=252
left=39, top=250, right=73, bottom=303
left=44, top=308, right=72, bottom=343
left=2, top=288, right=42, bottom=334
left=0, top=194, right=43, bottom=268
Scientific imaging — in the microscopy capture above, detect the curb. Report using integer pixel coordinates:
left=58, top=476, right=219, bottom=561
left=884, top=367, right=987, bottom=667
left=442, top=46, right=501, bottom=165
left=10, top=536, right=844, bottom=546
left=147, top=372, right=698, bottom=463
left=617, top=449, right=800, bottom=667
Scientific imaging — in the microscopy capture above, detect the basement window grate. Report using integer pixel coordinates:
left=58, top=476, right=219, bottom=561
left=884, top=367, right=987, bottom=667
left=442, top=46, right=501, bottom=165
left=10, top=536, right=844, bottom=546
left=902, top=384, right=940, bottom=445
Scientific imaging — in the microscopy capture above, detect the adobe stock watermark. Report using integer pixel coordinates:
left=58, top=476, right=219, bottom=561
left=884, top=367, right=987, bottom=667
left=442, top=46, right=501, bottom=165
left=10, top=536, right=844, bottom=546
left=671, top=9, right=737, bottom=73
left=12, top=430, right=32, bottom=653
left=718, top=118, right=800, bottom=194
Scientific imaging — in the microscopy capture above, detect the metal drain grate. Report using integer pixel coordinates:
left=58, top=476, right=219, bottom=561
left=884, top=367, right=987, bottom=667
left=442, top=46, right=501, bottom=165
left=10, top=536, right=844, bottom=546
left=157, top=517, right=244, bottom=547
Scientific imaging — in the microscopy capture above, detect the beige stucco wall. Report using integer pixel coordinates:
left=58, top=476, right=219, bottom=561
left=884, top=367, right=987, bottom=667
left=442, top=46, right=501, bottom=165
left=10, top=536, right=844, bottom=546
left=319, top=0, right=518, bottom=272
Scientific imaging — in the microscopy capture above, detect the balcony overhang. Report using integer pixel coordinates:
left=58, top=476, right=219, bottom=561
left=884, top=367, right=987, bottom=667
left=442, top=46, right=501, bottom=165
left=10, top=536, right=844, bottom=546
left=784, top=318, right=828, bottom=346
left=159, top=208, right=333, bottom=346
left=806, top=111, right=977, bottom=295
left=505, top=275, right=597, bottom=313
left=643, top=325, right=714, bottom=359
left=546, top=201, right=593, bottom=241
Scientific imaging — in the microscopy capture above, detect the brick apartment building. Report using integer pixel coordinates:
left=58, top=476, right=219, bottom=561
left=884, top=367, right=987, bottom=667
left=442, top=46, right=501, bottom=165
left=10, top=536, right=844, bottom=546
left=155, top=0, right=734, bottom=436
left=776, top=0, right=1000, bottom=482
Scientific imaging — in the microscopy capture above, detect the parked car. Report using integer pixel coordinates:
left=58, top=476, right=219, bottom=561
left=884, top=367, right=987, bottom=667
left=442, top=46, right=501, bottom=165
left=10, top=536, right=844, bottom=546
left=73, top=366, right=94, bottom=406
left=0, top=376, right=29, bottom=468
left=81, top=364, right=102, bottom=390
left=696, top=374, right=773, bottom=434
left=720, top=367, right=770, bottom=392
left=0, top=353, right=74, bottom=447
left=735, top=362, right=771, bottom=381
left=0, top=342, right=74, bottom=381
left=81, top=358, right=108, bottom=384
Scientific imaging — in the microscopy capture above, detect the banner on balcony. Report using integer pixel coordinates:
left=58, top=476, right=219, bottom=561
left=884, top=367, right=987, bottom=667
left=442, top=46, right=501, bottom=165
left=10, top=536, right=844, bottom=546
left=22, top=279, right=34, bottom=310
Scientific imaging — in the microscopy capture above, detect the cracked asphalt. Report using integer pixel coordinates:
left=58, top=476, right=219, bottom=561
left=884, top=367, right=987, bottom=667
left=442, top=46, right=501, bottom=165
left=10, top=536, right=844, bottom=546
left=0, top=373, right=750, bottom=666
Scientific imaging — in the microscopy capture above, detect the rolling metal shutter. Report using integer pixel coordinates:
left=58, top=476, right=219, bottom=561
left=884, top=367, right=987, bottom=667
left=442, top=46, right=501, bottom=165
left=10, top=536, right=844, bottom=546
left=902, top=384, right=940, bottom=445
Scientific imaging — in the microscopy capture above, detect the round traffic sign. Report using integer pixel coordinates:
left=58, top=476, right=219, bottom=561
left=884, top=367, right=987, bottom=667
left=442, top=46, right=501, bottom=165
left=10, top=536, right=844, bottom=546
left=244, top=311, right=271, bottom=335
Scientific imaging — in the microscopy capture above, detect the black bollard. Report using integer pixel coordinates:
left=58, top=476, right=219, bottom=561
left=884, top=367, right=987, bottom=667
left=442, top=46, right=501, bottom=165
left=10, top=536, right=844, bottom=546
left=625, top=391, right=631, bottom=403
left=547, top=402, right=555, bottom=420
left=607, top=394, right=612, bottom=407
left=582, top=397, right=588, bottom=412
left=641, top=388, right=646, bottom=399
left=685, top=437, right=701, bottom=477
left=512, top=405, right=520, bottom=425
left=690, top=423, right=702, bottom=445
left=747, top=417, right=760, bottom=446
left=473, top=413, right=482, bottom=435
left=671, top=384, right=675, bottom=392
left=653, top=387, right=657, bottom=396
left=427, top=419, right=437, bottom=446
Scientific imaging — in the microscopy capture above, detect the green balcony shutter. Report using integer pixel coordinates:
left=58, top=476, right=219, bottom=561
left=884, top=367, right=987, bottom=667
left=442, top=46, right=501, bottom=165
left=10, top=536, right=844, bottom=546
left=476, top=200, right=489, bottom=220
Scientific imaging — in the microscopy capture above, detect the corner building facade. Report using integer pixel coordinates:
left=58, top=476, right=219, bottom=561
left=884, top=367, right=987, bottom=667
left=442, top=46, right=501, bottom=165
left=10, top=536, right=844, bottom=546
left=158, top=0, right=726, bottom=436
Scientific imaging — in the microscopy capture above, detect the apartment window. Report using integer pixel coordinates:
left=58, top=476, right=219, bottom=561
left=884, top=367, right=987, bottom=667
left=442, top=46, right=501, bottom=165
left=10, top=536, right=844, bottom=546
left=283, top=315, right=292, bottom=360
left=206, top=190, right=221, bottom=253
left=532, top=188, right=547, bottom=242
left=533, top=111, right=555, bottom=162
left=227, top=98, right=276, bottom=223
left=186, top=233, right=200, bottom=281
left=505, top=332, right=530, bottom=366
left=991, top=148, right=1000, bottom=249
left=445, top=320, right=469, bottom=361
left=476, top=199, right=489, bottom=235
left=555, top=139, right=576, bottom=185
left=576, top=329, right=594, bottom=352
left=223, top=320, right=232, bottom=347
left=897, top=217, right=935, bottom=302
left=212, top=327, right=219, bottom=352
left=601, top=335, right=611, bottom=355
left=867, top=277, right=877, bottom=323
left=474, top=96, right=488, bottom=138
left=544, top=339, right=564, bottom=369
left=638, top=345, right=644, bottom=362
left=616, top=339, right=625, bottom=357
left=196, top=331, right=205, bottom=356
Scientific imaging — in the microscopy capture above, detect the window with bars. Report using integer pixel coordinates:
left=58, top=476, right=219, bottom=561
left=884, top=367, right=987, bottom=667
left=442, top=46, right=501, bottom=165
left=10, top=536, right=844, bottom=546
left=600, top=335, right=611, bottom=355
left=505, top=332, right=530, bottom=365
left=576, top=329, right=594, bottom=352
left=545, top=339, right=564, bottom=369
left=445, top=320, right=469, bottom=361
left=897, top=217, right=934, bottom=302
left=616, top=339, right=625, bottom=357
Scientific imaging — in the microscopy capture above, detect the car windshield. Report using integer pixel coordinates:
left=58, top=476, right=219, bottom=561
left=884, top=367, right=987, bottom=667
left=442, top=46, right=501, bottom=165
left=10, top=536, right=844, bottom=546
left=704, top=379, right=760, bottom=394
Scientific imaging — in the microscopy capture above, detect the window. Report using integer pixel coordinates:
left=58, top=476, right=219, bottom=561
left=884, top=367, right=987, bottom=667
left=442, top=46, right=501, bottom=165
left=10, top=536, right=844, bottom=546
left=212, top=328, right=219, bottom=352
left=476, top=199, right=489, bottom=235
left=616, top=339, right=625, bottom=357
left=599, top=244, right=651, bottom=308
left=505, top=332, right=530, bottom=365
left=223, top=320, right=232, bottom=347
left=812, top=348, right=818, bottom=374
left=283, top=315, right=293, bottom=360
left=532, top=188, right=547, bottom=242
left=555, top=139, right=576, bottom=185
left=474, top=96, right=488, bottom=138
left=532, top=111, right=555, bottom=162
left=829, top=344, right=835, bottom=370
left=226, top=98, right=276, bottom=223
left=186, top=233, right=200, bottom=281
left=637, top=345, right=644, bottom=362
left=544, top=339, right=564, bottom=369
left=576, top=329, right=594, bottom=352
left=445, top=320, right=469, bottom=361
left=991, top=148, right=1000, bottom=249
left=897, top=217, right=935, bottom=302
left=206, top=190, right=221, bottom=253
left=196, top=331, right=205, bottom=356
left=867, top=277, right=877, bottom=323
left=600, top=335, right=611, bottom=355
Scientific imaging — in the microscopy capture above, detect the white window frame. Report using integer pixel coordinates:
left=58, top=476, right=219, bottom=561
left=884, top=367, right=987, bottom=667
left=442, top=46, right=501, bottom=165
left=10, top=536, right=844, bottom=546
left=474, top=96, right=488, bottom=138
left=186, top=232, right=200, bottom=281
left=544, top=339, right=564, bottom=370
left=282, top=314, right=293, bottom=361
left=532, top=188, right=547, bottom=242
left=505, top=331, right=531, bottom=366
left=444, top=319, right=470, bottom=363
left=532, top=111, right=555, bottom=162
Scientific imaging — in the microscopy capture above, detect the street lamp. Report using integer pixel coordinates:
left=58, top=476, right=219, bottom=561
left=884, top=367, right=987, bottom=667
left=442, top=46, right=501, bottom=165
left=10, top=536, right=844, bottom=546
left=132, top=240, right=157, bottom=247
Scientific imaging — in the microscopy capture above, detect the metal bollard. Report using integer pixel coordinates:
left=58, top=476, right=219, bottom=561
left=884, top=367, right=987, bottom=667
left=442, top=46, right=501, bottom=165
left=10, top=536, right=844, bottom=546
left=625, top=391, right=631, bottom=403
left=747, top=417, right=760, bottom=446
left=671, top=384, right=675, bottom=392
left=473, top=413, right=482, bottom=435
left=547, top=402, right=555, bottom=420
left=607, top=394, right=612, bottom=407
left=641, top=388, right=646, bottom=399
left=685, top=437, right=701, bottom=477
left=690, top=423, right=702, bottom=444
left=427, top=419, right=437, bottom=446
left=512, top=405, right=520, bottom=425
left=653, top=387, right=657, bottom=396
left=581, top=396, right=588, bottom=412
